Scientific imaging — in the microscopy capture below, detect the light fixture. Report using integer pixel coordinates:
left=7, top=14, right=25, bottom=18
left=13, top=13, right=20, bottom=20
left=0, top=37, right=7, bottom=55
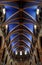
left=34, top=25, right=37, bottom=30
left=5, top=25, right=8, bottom=29
left=25, top=51, right=27, bottom=55
left=15, top=51, right=18, bottom=55
left=20, top=51, right=22, bottom=55
left=3, top=8, right=6, bottom=15
left=36, top=8, right=39, bottom=15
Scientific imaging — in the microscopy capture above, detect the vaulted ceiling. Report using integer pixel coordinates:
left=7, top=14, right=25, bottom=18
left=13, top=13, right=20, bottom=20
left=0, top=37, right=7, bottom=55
left=0, top=0, right=41, bottom=59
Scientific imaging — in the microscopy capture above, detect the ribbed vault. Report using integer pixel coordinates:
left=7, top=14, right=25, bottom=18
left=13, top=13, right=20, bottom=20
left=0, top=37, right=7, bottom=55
left=0, top=0, right=41, bottom=59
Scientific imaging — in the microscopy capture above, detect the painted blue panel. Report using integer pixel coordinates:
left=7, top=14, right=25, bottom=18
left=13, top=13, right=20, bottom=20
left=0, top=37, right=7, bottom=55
left=9, top=24, right=18, bottom=32
left=27, top=6, right=37, bottom=18
left=26, top=41, right=31, bottom=47
left=9, top=24, right=18, bottom=41
left=5, top=6, right=18, bottom=20
left=25, top=48, right=30, bottom=53
left=24, top=24, right=33, bottom=32
left=10, top=34, right=17, bottom=41
left=28, top=6, right=37, bottom=10
left=24, top=33, right=32, bottom=41
left=24, top=6, right=37, bottom=20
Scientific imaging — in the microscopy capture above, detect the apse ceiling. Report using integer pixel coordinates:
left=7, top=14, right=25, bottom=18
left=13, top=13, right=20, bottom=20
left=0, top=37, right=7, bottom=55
left=0, top=0, right=42, bottom=58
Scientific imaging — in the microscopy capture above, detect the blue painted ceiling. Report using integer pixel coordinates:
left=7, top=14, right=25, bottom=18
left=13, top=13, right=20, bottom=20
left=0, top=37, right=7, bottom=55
left=0, top=1, right=41, bottom=53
